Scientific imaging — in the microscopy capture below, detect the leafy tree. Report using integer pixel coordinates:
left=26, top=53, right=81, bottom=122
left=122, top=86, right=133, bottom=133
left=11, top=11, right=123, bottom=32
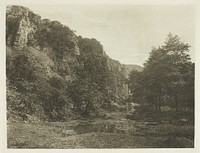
left=68, top=76, right=103, bottom=116
left=35, top=20, right=76, bottom=59
left=129, top=33, right=194, bottom=112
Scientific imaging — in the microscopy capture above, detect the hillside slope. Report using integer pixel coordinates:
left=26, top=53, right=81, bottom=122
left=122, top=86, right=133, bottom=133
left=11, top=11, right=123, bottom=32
left=123, top=64, right=143, bottom=77
left=6, top=5, right=129, bottom=121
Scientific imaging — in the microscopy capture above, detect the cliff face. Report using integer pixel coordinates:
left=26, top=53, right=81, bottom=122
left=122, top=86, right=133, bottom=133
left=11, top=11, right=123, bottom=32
left=6, top=6, right=40, bottom=49
left=6, top=5, right=80, bottom=80
left=6, top=5, right=129, bottom=121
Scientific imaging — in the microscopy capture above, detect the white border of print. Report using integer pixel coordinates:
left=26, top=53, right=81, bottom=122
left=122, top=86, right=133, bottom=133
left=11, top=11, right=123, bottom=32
left=0, top=0, right=200, bottom=153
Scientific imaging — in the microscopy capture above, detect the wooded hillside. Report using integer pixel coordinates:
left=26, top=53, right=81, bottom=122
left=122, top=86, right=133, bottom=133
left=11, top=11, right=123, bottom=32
left=6, top=5, right=133, bottom=121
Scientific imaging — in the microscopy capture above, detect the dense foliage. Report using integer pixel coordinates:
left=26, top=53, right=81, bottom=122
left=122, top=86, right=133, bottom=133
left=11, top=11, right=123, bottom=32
left=128, top=34, right=194, bottom=115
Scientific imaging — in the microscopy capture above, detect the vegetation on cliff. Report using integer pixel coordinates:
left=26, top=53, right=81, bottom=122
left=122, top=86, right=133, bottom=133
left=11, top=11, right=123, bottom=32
left=6, top=5, right=129, bottom=121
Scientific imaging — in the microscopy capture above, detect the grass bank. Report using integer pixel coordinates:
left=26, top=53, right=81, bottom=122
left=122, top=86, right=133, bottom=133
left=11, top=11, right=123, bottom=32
left=7, top=116, right=194, bottom=148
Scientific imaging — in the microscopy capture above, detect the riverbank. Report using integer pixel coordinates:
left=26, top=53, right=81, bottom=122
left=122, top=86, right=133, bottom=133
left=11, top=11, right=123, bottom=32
left=7, top=112, right=194, bottom=148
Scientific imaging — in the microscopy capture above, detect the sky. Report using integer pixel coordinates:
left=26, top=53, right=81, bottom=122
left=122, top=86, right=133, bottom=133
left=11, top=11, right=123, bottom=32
left=25, top=4, right=195, bottom=66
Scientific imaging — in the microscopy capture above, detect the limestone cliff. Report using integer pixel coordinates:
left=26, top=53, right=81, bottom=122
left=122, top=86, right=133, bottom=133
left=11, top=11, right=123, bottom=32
left=6, top=5, right=80, bottom=81
left=6, top=5, right=40, bottom=49
left=6, top=5, right=130, bottom=120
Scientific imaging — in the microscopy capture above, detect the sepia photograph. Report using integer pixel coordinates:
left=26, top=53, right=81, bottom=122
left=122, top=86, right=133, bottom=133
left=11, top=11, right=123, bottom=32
left=1, top=0, right=199, bottom=150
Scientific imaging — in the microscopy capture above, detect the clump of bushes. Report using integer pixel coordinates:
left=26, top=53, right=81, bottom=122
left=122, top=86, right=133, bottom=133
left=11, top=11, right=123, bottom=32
left=126, top=106, right=194, bottom=125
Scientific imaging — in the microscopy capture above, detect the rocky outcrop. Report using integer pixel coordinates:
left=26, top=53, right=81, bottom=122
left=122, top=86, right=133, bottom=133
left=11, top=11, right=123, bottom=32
left=6, top=5, right=131, bottom=120
left=13, top=16, right=32, bottom=49
left=6, top=5, right=80, bottom=81
left=6, top=6, right=41, bottom=49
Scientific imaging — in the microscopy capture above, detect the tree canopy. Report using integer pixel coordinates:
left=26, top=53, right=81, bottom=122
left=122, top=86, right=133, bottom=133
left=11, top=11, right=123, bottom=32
left=128, top=33, right=194, bottom=112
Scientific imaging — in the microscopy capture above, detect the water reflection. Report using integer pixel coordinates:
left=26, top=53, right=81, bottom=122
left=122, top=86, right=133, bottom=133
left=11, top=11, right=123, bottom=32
left=74, top=122, right=117, bottom=134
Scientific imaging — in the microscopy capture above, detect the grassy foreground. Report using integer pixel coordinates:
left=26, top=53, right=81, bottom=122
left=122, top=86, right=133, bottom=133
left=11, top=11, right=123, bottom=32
left=7, top=113, right=194, bottom=148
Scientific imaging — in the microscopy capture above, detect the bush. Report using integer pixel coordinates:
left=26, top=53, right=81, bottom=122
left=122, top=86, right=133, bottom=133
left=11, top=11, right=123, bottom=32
left=127, top=106, right=194, bottom=125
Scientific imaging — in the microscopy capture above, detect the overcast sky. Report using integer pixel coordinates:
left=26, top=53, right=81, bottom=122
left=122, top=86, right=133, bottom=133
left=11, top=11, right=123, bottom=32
left=25, top=4, right=195, bottom=66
